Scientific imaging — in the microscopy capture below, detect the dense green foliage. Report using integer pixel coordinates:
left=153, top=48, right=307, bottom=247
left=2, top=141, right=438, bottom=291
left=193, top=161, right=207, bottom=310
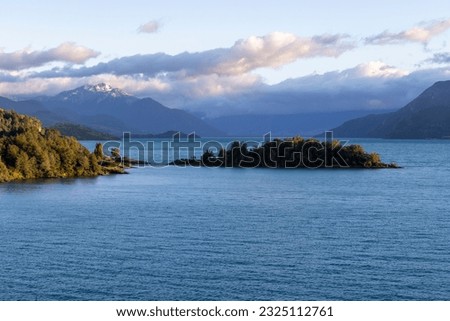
left=173, top=136, right=397, bottom=169
left=0, top=109, right=123, bottom=182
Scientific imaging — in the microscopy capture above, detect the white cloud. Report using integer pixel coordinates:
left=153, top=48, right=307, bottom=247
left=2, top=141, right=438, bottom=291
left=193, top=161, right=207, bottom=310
left=211, top=32, right=354, bottom=75
left=31, top=32, right=355, bottom=79
left=347, top=61, right=410, bottom=78
left=138, top=20, right=161, bottom=34
left=0, top=43, right=100, bottom=71
left=365, top=19, right=450, bottom=45
left=168, top=73, right=261, bottom=98
left=0, top=77, right=85, bottom=96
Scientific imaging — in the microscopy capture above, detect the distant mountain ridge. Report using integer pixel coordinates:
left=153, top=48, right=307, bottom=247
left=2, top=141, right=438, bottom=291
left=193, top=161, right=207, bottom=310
left=1, top=83, right=223, bottom=137
left=3, top=81, right=450, bottom=139
left=49, top=123, right=118, bottom=140
left=332, top=80, right=450, bottom=139
left=0, top=96, right=65, bottom=125
left=207, top=110, right=395, bottom=137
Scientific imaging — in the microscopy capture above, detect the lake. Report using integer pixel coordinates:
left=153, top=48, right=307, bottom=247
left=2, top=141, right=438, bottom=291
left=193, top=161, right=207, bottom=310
left=0, top=138, right=449, bottom=300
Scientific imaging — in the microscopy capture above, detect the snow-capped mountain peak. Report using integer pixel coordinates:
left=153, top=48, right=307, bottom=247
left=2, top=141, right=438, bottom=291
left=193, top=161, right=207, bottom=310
left=82, top=83, right=130, bottom=97
left=86, top=83, right=113, bottom=93
left=50, top=83, right=136, bottom=104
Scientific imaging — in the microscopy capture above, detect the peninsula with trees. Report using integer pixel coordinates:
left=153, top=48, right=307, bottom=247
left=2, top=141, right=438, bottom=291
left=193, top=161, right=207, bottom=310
left=0, top=109, right=126, bottom=183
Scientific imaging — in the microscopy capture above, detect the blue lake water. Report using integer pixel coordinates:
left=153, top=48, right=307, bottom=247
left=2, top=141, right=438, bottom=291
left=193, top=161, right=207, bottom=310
left=0, top=138, right=449, bottom=300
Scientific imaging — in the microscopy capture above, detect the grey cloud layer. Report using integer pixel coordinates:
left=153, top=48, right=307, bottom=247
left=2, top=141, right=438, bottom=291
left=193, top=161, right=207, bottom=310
left=33, top=32, right=355, bottom=78
left=0, top=43, right=100, bottom=71
left=428, top=52, right=450, bottom=64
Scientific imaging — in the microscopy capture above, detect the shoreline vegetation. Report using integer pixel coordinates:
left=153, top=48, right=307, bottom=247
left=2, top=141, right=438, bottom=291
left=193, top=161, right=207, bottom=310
left=0, top=109, right=130, bottom=183
left=171, top=137, right=399, bottom=169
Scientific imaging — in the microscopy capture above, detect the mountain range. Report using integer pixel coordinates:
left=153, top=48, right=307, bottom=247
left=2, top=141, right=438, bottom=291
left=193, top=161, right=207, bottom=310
left=0, top=81, right=449, bottom=139
left=1, top=83, right=383, bottom=138
left=0, top=84, right=222, bottom=137
left=332, top=80, right=450, bottom=139
left=207, top=110, right=395, bottom=137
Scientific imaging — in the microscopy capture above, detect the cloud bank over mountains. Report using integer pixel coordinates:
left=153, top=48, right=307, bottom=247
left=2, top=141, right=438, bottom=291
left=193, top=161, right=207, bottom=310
left=180, top=63, right=450, bottom=118
left=0, top=19, right=449, bottom=117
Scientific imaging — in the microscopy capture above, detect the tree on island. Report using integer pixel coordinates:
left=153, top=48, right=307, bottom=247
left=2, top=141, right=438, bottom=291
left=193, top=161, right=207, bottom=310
left=94, top=142, right=104, bottom=159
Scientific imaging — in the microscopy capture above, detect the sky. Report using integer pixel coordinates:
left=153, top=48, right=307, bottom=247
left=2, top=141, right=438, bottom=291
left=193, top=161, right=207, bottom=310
left=1, top=1, right=450, bottom=116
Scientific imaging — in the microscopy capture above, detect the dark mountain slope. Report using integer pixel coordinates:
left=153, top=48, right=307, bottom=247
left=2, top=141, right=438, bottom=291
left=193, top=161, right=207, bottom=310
left=0, top=97, right=66, bottom=125
left=332, top=81, right=450, bottom=139
left=50, top=123, right=118, bottom=140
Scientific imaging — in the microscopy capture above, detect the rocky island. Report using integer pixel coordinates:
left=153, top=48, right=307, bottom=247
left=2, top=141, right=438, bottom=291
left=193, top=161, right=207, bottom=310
left=0, top=109, right=126, bottom=183
left=172, top=137, right=398, bottom=169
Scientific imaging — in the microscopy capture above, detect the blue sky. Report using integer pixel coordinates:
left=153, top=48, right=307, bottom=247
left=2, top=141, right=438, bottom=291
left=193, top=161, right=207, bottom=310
left=1, top=1, right=450, bottom=115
